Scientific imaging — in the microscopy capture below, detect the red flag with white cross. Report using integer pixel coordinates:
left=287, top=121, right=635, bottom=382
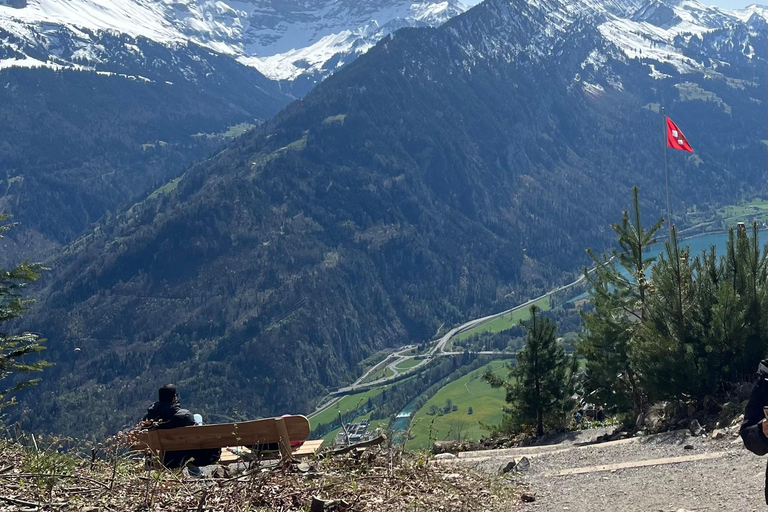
left=666, top=116, right=693, bottom=153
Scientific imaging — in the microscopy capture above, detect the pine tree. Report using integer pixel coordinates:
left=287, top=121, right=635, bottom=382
left=633, top=222, right=767, bottom=401
left=485, top=306, right=577, bottom=436
left=727, top=222, right=766, bottom=378
left=579, top=186, right=662, bottom=415
left=632, top=225, right=696, bottom=400
left=0, top=215, right=48, bottom=412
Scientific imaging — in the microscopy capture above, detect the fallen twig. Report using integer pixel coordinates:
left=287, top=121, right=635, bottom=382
left=1, top=472, right=111, bottom=489
left=0, top=495, right=66, bottom=508
left=196, top=490, right=208, bottom=512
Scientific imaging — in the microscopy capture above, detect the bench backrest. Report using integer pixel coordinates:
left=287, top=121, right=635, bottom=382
left=132, top=415, right=311, bottom=460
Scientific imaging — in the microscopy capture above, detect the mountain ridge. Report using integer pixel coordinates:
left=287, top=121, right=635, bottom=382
left=0, top=0, right=468, bottom=92
left=14, top=0, right=768, bottom=438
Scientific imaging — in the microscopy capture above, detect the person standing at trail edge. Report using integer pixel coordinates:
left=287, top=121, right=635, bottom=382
left=740, top=359, right=768, bottom=504
left=142, top=384, right=220, bottom=472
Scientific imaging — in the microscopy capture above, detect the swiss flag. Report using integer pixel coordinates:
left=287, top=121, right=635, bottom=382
left=666, top=117, right=693, bottom=153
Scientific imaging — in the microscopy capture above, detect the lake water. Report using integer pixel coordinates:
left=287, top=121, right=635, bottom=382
left=568, top=229, right=768, bottom=302
left=647, top=230, right=768, bottom=260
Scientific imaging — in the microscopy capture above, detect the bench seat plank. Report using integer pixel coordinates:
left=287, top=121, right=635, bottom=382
left=132, top=416, right=311, bottom=453
left=292, top=439, right=324, bottom=458
left=218, top=439, right=323, bottom=464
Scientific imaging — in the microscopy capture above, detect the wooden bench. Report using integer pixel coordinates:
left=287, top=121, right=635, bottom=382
left=131, top=415, right=323, bottom=467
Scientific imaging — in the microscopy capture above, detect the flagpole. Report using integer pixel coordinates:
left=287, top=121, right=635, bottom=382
left=662, top=106, right=672, bottom=235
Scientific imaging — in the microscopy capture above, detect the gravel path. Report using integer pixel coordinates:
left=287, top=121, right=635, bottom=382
left=451, top=428, right=767, bottom=512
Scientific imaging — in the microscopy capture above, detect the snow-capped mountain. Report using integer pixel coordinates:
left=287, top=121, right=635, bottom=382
left=16, top=0, right=768, bottom=441
left=441, top=0, right=768, bottom=98
left=3, top=0, right=765, bottom=94
left=0, top=0, right=467, bottom=92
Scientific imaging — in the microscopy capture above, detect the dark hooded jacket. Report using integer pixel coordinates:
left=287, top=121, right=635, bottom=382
left=740, top=359, right=768, bottom=504
left=143, top=401, right=220, bottom=468
left=144, top=401, right=195, bottom=429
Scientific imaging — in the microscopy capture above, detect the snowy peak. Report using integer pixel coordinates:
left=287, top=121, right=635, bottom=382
left=2, top=0, right=766, bottom=95
left=0, top=0, right=468, bottom=85
left=632, top=0, right=682, bottom=28
left=238, top=0, right=468, bottom=81
left=597, top=0, right=767, bottom=73
left=431, top=0, right=767, bottom=103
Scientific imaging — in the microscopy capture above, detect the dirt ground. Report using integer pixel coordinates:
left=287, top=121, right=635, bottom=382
left=444, top=427, right=767, bottom=512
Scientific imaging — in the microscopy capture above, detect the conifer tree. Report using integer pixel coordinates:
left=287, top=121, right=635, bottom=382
left=633, top=222, right=767, bottom=401
left=485, top=306, right=577, bottom=436
left=726, top=222, right=766, bottom=378
left=0, top=214, right=48, bottom=412
left=579, top=187, right=662, bottom=415
left=631, top=225, right=696, bottom=399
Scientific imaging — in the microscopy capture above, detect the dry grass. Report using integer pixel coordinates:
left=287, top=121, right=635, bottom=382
left=0, top=435, right=522, bottom=511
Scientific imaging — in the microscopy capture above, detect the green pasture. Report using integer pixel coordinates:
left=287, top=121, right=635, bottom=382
left=221, top=123, right=256, bottom=138
left=675, top=82, right=731, bottom=114
left=194, top=122, right=255, bottom=140
left=148, top=176, right=182, bottom=200
left=406, top=360, right=511, bottom=450
left=452, top=296, right=551, bottom=344
left=394, top=358, right=421, bottom=371
left=715, top=198, right=767, bottom=223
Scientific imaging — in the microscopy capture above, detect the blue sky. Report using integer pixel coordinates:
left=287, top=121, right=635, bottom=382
left=707, top=0, right=761, bottom=7
left=463, top=0, right=760, bottom=8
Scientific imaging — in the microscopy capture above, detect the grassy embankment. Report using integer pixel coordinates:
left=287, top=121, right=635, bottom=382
left=406, top=360, right=510, bottom=450
left=360, top=365, right=395, bottom=384
left=450, top=296, right=551, bottom=347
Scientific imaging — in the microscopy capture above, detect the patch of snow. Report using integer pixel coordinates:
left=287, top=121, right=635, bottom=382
left=598, top=16, right=704, bottom=74
left=648, top=63, right=672, bottom=79
left=583, top=81, right=605, bottom=96
left=240, top=28, right=374, bottom=80
left=0, top=55, right=59, bottom=70
left=0, top=0, right=468, bottom=81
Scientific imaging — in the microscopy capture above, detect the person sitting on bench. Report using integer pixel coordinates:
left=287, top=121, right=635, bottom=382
left=141, top=384, right=220, bottom=471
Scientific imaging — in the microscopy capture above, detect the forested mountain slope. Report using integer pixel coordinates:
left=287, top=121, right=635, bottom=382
left=16, top=0, right=768, bottom=437
left=0, top=37, right=291, bottom=262
left=0, top=0, right=469, bottom=261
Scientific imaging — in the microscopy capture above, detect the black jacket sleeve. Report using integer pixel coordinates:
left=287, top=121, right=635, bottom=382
left=741, top=376, right=768, bottom=456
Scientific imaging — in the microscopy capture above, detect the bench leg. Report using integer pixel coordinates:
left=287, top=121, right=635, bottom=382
left=153, top=452, right=164, bottom=470
left=274, top=418, right=293, bottom=461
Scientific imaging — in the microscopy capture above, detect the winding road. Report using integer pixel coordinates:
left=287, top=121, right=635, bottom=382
left=308, top=268, right=592, bottom=420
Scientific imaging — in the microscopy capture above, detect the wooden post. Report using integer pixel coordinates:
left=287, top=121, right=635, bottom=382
left=274, top=418, right=293, bottom=461
left=147, top=430, right=164, bottom=469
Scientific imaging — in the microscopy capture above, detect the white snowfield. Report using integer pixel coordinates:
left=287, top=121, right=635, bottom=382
left=444, top=0, right=767, bottom=97
left=597, top=0, right=768, bottom=75
left=0, top=0, right=467, bottom=80
left=0, top=0, right=765, bottom=84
